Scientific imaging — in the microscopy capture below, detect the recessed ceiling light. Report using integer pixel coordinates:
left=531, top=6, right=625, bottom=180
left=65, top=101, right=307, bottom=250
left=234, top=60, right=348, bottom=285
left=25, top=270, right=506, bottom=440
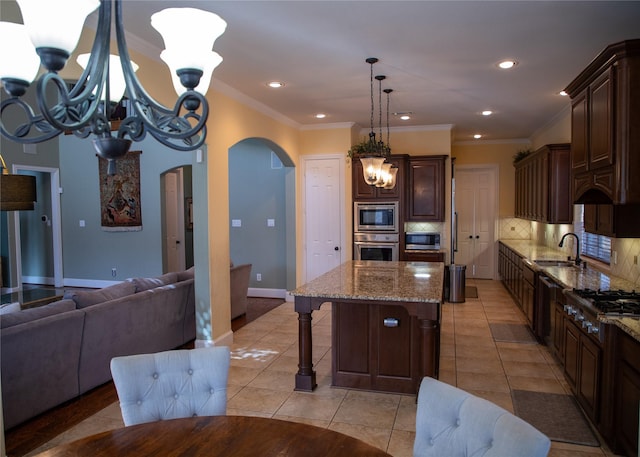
left=267, top=81, right=285, bottom=88
left=482, top=110, right=493, bottom=116
left=473, top=134, right=482, bottom=139
left=315, top=113, right=326, bottom=119
left=393, top=111, right=412, bottom=120
left=497, top=60, right=517, bottom=69
left=559, top=90, right=568, bottom=96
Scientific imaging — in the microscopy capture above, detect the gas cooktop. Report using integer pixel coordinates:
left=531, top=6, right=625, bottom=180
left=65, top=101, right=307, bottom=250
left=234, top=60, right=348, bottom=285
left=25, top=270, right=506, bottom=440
left=572, top=288, right=640, bottom=316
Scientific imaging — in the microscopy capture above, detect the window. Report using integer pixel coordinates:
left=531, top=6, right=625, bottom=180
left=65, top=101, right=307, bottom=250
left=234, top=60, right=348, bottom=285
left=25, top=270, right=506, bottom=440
left=574, top=205, right=611, bottom=264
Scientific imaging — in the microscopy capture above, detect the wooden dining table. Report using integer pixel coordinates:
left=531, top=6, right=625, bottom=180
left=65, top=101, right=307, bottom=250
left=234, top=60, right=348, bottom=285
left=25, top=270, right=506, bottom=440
left=34, top=415, right=393, bottom=456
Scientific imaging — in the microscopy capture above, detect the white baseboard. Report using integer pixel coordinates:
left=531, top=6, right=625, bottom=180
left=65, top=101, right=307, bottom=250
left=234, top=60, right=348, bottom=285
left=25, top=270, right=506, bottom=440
left=195, top=330, right=234, bottom=348
left=21, top=275, right=55, bottom=286
left=248, top=287, right=287, bottom=299
left=64, top=278, right=121, bottom=289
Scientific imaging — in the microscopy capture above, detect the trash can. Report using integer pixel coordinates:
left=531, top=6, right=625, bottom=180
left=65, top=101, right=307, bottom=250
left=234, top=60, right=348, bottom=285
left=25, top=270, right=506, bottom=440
left=448, top=264, right=466, bottom=303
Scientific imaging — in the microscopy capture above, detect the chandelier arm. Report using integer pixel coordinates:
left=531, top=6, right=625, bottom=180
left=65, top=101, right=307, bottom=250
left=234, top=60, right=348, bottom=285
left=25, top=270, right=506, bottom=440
left=114, top=0, right=207, bottom=149
left=0, top=98, right=61, bottom=143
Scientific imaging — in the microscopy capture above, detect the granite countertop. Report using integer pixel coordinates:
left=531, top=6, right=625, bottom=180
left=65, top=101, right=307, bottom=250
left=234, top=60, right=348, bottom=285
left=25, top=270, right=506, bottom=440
left=500, top=239, right=640, bottom=342
left=291, top=260, right=444, bottom=303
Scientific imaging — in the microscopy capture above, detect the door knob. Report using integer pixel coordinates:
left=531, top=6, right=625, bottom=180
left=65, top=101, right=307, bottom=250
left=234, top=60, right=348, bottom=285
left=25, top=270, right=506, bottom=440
left=475, top=235, right=480, bottom=239
left=469, top=235, right=473, bottom=239
left=334, top=246, right=339, bottom=251
left=176, top=240, right=181, bottom=244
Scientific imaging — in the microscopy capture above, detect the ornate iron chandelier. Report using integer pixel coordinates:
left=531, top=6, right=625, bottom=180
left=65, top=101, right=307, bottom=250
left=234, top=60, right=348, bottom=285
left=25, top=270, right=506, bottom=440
left=349, top=58, right=397, bottom=189
left=0, top=0, right=226, bottom=175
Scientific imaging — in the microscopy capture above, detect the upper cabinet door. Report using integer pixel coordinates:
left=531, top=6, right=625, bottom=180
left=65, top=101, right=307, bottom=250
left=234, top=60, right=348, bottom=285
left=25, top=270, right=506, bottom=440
left=571, top=91, right=589, bottom=174
left=589, top=69, right=615, bottom=170
left=406, top=156, right=446, bottom=221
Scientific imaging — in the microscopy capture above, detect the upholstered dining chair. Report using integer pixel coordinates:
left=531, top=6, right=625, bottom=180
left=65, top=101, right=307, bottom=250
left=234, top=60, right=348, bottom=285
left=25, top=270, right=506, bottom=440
left=110, top=346, right=230, bottom=426
left=414, top=377, right=551, bottom=457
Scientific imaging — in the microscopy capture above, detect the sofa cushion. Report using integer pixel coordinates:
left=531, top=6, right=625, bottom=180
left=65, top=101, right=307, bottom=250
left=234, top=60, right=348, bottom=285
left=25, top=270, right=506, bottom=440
left=0, top=299, right=76, bottom=329
left=129, top=272, right=179, bottom=293
left=177, top=266, right=195, bottom=282
left=65, top=282, right=136, bottom=309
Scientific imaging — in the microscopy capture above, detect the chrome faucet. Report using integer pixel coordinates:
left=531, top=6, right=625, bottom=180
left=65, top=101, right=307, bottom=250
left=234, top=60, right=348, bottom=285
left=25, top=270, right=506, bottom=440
left=559, top=232, right=582, bottom=266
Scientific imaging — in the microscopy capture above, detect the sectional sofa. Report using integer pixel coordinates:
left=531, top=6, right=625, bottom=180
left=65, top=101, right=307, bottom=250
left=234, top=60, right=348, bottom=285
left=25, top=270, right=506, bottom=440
left=0, top=267, right=195, bottom=430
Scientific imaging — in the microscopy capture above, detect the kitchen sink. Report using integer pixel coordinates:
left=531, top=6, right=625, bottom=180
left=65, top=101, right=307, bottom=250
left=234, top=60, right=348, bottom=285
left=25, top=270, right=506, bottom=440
left=534, top=259, right=576, bottom=267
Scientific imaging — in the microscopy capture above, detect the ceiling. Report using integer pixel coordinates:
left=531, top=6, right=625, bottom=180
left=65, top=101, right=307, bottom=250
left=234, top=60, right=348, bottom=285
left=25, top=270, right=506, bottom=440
left=7, top=1, right=640, bottom=143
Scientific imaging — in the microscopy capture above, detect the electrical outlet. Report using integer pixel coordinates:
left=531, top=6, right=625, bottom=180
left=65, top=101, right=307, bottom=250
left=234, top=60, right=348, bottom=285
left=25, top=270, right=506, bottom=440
left=112, top=268, right=117, bottom=277
left=634, top=255, right=638, bottom=266
left=613, top=251, right=618, bottom=265
left=256, top=273, right=262, bottom=281
left=510, top=226, right=515, bottom=231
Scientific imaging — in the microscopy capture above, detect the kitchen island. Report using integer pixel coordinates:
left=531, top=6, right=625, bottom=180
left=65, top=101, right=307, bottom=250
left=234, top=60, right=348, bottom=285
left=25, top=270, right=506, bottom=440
left=290, top=260, right=444, bottom=394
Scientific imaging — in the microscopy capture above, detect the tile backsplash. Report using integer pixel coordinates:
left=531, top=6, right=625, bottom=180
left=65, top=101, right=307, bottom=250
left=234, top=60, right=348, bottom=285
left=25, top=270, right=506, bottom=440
left=499, top=218, right=531, bottom=240
left=499, top=217, right=640, bottom=286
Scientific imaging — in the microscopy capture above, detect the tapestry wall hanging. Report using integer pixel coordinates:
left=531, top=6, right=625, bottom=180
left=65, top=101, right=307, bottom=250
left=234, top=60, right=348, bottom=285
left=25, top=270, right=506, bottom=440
left=98, top=151, right=142, bottom=231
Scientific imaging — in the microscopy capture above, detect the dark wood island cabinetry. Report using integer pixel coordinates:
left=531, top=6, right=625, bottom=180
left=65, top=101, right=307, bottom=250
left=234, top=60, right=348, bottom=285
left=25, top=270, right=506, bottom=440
left=291, top=260, right=444, bottom=394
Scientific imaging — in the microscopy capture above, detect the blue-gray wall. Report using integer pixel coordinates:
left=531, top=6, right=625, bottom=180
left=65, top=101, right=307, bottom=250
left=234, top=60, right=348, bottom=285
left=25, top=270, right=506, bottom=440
left=229, top=139, right=293, bottom=290
left=58, top=134, right=197, bottom=282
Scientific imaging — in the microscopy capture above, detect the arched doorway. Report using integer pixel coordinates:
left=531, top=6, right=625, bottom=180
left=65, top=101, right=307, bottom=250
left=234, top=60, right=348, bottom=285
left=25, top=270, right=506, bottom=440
left=228, top=138, right=295, bottom=297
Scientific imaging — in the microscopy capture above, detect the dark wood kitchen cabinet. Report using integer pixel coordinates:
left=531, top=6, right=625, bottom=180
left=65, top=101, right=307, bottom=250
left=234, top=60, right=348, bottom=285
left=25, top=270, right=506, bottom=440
left=566, top=39, right=640, bottom=205
left=498, top=242, right=523, bottom=307
left=561, top=316, right=602, bottom=423
left=401, top=251, right=445, bottom=262
left=521, top=262, right=535, bottom=328
left=514, top=143, right=572, bottom=223
left=406, top=155, right=446, bottom=222
left=332, top=301, right=424, bottom=394
left=352, top=155, right=407, bottom=201
left=583, top=203, right=640, bottom=238
left=611, top=328, right=640, bottom=457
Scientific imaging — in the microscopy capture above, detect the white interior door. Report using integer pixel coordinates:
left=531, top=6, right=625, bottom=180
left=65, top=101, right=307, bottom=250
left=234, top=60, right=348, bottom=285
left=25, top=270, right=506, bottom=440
left=303, top=155, right=344, bottom=282
left=455, top=167, right=497, bottom=279
left=164, top=169, right=186, bottom=273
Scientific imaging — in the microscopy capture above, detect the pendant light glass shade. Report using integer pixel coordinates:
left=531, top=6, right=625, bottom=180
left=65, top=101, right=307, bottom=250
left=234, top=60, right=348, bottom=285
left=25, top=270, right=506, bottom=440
left=360, top=157, right=385, bottom=185
left=375, top=162, right=392, bottom=187
left=383, top=166, right=398, bottom=189
left=0, top=22, right=40, bottom=85
left=77, top=54, right=139, bottom=103
left=16, top=0, right=99, bottom=56
left=151, top=8, right=227, bottom=67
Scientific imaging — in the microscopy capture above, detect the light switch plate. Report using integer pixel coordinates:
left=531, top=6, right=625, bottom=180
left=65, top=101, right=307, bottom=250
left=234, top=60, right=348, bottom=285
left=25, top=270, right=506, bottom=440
left=231, top=219, right=241, bottom=227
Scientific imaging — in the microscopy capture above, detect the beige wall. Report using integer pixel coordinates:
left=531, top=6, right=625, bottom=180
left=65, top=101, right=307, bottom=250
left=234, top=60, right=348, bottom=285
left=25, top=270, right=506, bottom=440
left=452, top=142, right=529, bottom=217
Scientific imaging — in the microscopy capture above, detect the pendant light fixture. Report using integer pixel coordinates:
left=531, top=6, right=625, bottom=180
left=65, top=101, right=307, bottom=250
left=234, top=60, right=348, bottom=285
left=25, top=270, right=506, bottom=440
left=350, top=57, right=395, bottom=189
left=0, top=0, right=226, bottom=175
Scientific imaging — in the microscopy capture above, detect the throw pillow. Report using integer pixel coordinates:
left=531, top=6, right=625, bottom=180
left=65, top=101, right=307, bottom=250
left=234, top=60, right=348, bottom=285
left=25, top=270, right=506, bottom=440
left=65, top=281, right=136, bottom=309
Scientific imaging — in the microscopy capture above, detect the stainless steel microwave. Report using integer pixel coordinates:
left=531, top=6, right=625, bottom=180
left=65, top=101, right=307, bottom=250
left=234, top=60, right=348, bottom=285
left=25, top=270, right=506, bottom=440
left=354, top=202, right=399, bottom=233
left=405, top=232, right=441, bottom=250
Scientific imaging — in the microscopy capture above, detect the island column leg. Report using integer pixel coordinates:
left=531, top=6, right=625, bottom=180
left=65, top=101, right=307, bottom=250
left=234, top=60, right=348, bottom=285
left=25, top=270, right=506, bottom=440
left=295, top=311, right=317, bottom=391
left=419, top=318, right=440, bottom=379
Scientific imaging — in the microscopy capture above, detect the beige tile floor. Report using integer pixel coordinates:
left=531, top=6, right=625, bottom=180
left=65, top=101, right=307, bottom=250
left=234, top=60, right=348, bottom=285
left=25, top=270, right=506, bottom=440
left=27, top=279, right=622, bottom=456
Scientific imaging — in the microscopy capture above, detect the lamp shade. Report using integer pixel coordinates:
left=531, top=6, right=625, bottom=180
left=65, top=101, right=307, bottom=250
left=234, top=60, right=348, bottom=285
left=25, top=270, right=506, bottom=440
left=16, top=0, right=99, bottom=56
left=375, top=162, right=393, bottom=187
left=77, top=54, right=139, bottom=103
left=0, top=22, right=40, bottom=85
left=0, top=174, right=36, bottom=211
left=383, top=166, right=398, bottom=189
left=162, top=50, right=222, bottom=96
left=151, top=8, right=227, bottom=56
left=360, top=157, right=385, bottom=185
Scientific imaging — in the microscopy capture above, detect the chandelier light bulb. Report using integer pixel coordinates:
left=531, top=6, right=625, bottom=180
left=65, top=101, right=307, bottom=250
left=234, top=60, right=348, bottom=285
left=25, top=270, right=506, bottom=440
left=77, top=54, right=139, bottom=103
left=0, top=22, right=41, bottom=93
left=16, top=0, right=100, bottom=70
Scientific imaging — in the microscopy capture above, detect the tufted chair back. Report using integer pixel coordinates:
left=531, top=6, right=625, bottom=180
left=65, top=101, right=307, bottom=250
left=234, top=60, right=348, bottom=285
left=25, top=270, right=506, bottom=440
left=110, top=346, right=230, bottom=426
left=414, top=377, right=550, bottom=457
